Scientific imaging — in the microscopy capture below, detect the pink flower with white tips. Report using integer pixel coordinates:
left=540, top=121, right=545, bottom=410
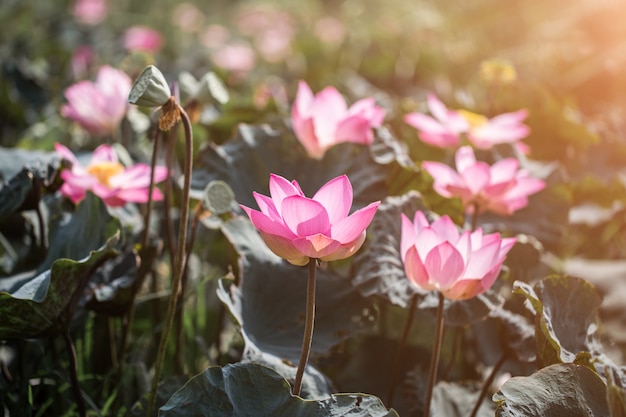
left=401, top=211, right=516, bottom=300
left=61, top=66, right=131, bottom=136
left=422, top=146, right=546, bottom=216
left=291, top=81, right=386, bottom=159
left=403, top=93, right=469, bottom=148
left=55, top=143, right=168, bottom=207
left=240, top=174, right=380, bottom=265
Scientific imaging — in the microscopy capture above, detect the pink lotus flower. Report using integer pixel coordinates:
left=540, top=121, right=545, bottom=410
left=291, top=81, right=386, bottom=159
left=401, top=211, right=516, bottom=300
left=422, top=146, right=546, bottom=216
left=211, top=42, right=257, bottom=73
left=240, top=174, right=380, bottom=266
left=55, top=143, right=169, bottom=207
left=123, top=26, right=164, bottom=53
left=72, top=0, right=107, bottom=25
left=461, top=109, right=530, bottom=149
left=61, top=65, right=131, bottom=136
left=403, top=93, right=469, bottom=148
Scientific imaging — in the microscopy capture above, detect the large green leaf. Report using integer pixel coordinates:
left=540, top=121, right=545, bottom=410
left=607, top=367, right=626, bottom=417
left=513, top=275, right=603, bottom=368
left=493, top=363, right=609, bottom=417
left=190, top=123, right=389, bottom=209
left=160, top=362, right=399, bottom=417
left=0, top=231, right=119, bottom=339
left=216, top=217, right=377, bottom=396
left=0, top=149, right=63, bottom=216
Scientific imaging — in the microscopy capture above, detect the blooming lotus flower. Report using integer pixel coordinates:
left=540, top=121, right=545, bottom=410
left=123, top=26, right=164, bottom=53
left=291, top=81, right=386, bottom=159
left=460, top=109, right=530, bottom=149
left=61, top=66, right=131, bottom=136
left=240, top=174, right=380, bottom=266
left=55, top=143, right=169, bottom=207
left=401, top=211, right=516, bottom=300
left=422, top=146, right=546, bottom=216
left=403, top=93, right=469, bottom=148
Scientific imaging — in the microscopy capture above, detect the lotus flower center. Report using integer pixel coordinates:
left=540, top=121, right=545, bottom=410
left=86, top=161, right=124, bottom=187
left=458, top=110, right=487, bottom=128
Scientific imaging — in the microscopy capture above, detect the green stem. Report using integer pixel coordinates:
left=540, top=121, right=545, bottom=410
left=292, top=258, right=317, bottom=396
left=386, top=293, right=418, bottom=407
left=468, top=352, right=507, bottom=417
left=63, top=331, right=87, bottom=417
left=470, top=204, right=479, bottom=232
left=141, top=128, right=161, bottom=249
left=423, top=292, right=445, bottom=417
left=146, top=104, right=193, bottom=417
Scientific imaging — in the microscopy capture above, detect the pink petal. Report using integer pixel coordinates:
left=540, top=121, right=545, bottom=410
left=460, top=164, right=491, bottom=194
left=454, top=146, right=477, bottom=173
left=91, top=144, right=117, bottom=163
left=321, top=232, right=366, bottom=261
left=269, top=174, right=302, bottom=210
left=258, top=230, right=310, bottom=265
left=312, top=175, right=352, bottom=224
left=464, top=238, right=501, bottom=279
left=403, top=246, right=432, bottom=290
left=291, top=234, right=341, bottom=259
left=335, top=116, right=373, bottom=145
left=422, top=161, right=461, bottom=198
left=293, top=81, right=314, bottom=119
left=400, top=213, right=417, bottom=259
left=54, top=143, right=81, bottom=166
left=281, top=195, right=331, bottom=236
left=489, top=158, right=520, bottom=184
left=423, top=241, right=465, bottom=289
left=240, top=206, right=296, bottom=239
left=330, top=201, right=380, bottom=243
left=443, top=279, right=484, bottom=300
left=253, top=192, right=281, bottom=219
left=430, top=215, right=461, bottom=244
left=294, top=116, right=324, bottom=159
left=348, top=98, right=386, bottom=126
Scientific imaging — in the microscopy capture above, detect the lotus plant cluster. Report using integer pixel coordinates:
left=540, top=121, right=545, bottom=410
left=12, top=57, right=555, bottom=417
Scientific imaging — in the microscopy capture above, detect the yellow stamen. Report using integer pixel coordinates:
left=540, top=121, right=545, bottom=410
left=457, top=109, right=488, bottom=128
left=86, top=161, right=124, bottom=187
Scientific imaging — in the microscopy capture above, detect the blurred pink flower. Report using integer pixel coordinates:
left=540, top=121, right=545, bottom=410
left=71, top=45, right=94, bottom=79
left=422, top=146, right=546, bottom=216
left=404, top=93, right=469, bottom=148
left=291, top=81, right=386, bottom=159
left=55, top=143, right=169, bottom=207
left=123, top=26, right=164, bottom=53
left=200, top=24, right=231, bottom=49
left=235, top=5, right=295, bottom=62
left=211, top=42, right=256, bottom=73
left=172, top=3, right=205, bottom=32
left=240, top=174, right=380, bottom=266
left=61, top=65, right=131, bottom=136
left=401, top=211, right=516, bottom=300
left=72, top=0, right=107, bottom=25
left=461, top=109, right=530, bottom=149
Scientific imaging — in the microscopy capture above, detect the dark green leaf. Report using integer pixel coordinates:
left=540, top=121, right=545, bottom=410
left=513, top=275, right=603, bottom=368
left=0, top=231, right=119, bottom=339
left=160, top=363, right=399, bottom=417
left=432, top=382, right=494, bottom=417
left=607, top=367, right=626, bottom=417
left=489, top=307, right=536, bottom=363
left=493, top=363, right=609, bottom=417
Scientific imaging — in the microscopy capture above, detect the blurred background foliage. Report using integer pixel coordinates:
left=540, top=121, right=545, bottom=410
left=2, top=0, right=626, bottom=415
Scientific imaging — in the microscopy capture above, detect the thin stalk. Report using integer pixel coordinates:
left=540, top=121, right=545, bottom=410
left=174, top=201, right=204, bottom=374
left=163, top=128, right=177, bottom=263
left=423, top=292, right=445, bottom=417
left=441, top=327, right=463, bottom=380
left=146, top=104, right=193, bottom=417
left=35, top=203, right=46, bottom=254
left=470, top=204, right=480, bottom=232
left=63, top=331, right=87, bottom=417
left=292, top=258, right=317, bottom=396
left=119, top=127, right=162, bottom=367
left=468, top=352, right=507, bottom=417
left=386, top=293, right=418, bottom=407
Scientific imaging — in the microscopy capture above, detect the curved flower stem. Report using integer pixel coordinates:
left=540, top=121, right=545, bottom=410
left=468, top=352, right=507, bottom=417
left=292, top=258, right=317, bottom=396
left=146, top=104, right=193, bottom=417
left=63, top=330, right=86, bottom=417
left=470, top=204, right=480, bottom=232
left=141, top=128, right=161, bottom=249
left=423, top=292, right=445, bottom=417
left=386, top=293, right=418, bottom=407
left=174, top=200, right=204, bottom=374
